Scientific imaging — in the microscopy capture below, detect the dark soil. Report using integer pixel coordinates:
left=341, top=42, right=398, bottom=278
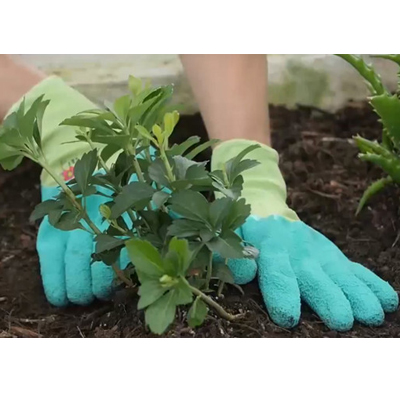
left=1, top=102, right=400, bottom=338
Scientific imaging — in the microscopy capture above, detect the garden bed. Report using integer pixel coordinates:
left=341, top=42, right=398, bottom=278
left=1, top=102, right=400, bottom=338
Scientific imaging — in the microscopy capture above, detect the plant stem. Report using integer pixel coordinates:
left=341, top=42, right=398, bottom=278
left=205, top=249, right=213, bottom=290
left=126, top=144, right=146, bottom=182
left=133, top=157, right=146, bottom=182
left=217, top=281, right=225, bottom=297
left=87, top=138, right=111, bottom=175
left=112, top=263, right=134, bottom=287
left=87, top=140, right=140, bottom=230
left=40, top=161, right=102, bottom=235
left=189, top=285, right=241, bottom=322
left=160, top=149, right=175, bottom=182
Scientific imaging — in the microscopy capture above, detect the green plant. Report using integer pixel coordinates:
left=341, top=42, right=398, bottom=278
left=0, top=76, right=260, bottom=334
left=337, top=54, right=400, bottom=214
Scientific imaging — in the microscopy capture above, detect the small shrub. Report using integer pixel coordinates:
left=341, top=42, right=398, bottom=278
left=0, top=76, right=260, bottom=334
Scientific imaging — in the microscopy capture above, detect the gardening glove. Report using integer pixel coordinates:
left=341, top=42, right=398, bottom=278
left=212, top=139, right=399, bottom=331
left=8, top=77, right=130, bottom=306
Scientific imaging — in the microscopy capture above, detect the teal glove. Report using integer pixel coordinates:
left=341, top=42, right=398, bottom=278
left=7, top=77, right=127, bottom=306
left=39, top=185, right=130, bottom=306
left=212, top=140, right=399, bottom=331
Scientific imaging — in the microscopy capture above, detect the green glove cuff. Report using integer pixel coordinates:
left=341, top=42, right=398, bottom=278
left=211, top=139, right=298, bottom=221
left=7, top=76, right=97, bottom=187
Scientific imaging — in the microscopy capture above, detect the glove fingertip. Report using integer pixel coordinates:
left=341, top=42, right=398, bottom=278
left=269, top=307, right=300, bottom=329
left=228, top=258, right=257, bottom=285
left=257, top=251, right=301, bottom=329
left=92, top=261, right=115, bottom=301
left=44, top=290, right=70, bottom=307
left=351, top=262, right=399, bottom=313
left=37, top=219, right=69, bottom=307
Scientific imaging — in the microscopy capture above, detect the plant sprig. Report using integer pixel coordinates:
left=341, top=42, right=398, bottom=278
left=0, top=76, right=260, bottom=334
left=337, top=54, right=400, bottom=214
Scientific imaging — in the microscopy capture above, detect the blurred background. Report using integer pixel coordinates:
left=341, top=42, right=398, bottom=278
left=20, top=54, right=399, bottom=114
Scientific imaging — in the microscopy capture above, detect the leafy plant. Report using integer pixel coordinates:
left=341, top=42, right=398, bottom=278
left=0, top=76, right=260, bottom=334
left=337, top=54, right=400, bottom=214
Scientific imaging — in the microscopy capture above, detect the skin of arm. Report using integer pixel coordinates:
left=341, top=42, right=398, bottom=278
left=0, top=55, right=45, bottom=122
left=180, top=54, right=270, bottom=145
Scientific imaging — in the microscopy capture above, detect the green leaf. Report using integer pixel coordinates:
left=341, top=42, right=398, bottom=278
left=209, top=198, right=232, bottom=229
left=206, top=231, right=244, bottom=259
left=0, top=137, right=24, bottom=170
left=167, top=237, right=192, bottom=275
left=148, top=158, right=171, bottom=186
left=125, top=239, right=165, bottom=280
left=31, top=99, right=50, bottom=149
left=0, top=128, right=25, bottom=149
left=152, top=191, right=169, bottom=209
left=233, top=159, right=260, bottom=177
left=101, top=144, right=121, bottom=163
left=110, top=181, right=155, bottom=219
left=172, top=156, right=203, bottom=180
left=356, top=176, right=393, bottom=215
left=222, top=198, right=251, bottom=231
left=372, top=54, right=400, bottom=66
left=48, top=209, right=63, bottom=226
left=128, top=97, right=162, bottom=128
left=2, top=111, right=18, bottom=129
left=211, top=172, right=244, bottom=200
left=168, top=136, right=201, bottom=156
left=353, top=135, right=392, bottom=156
left=35, top=98, right=50, bottom=132
left=163, top=111, right=179, bottom=138
left=0, top=154, right=23, bottom=170
left=99, top=204, right=112, bottom=219
left=185, top=139, right=220, bottom=160
left=95, top=235, right=125, bottom=253
left=135, top=125, right=157, bottom=145
left=187, top=297, right=208, bottom=328
left=370, top=94, right=400, bottom=149
left=145, top=290, right=177, bottom=334
left=74, top=150, right=98, bottom=195
left=52, top=211, right=83, bottom=231
left=172, top=280, right=193, bottom=305
left=30, top=199, right=61, bottom=222
left=18, top=95, right=46, bottom=141
left=213, top=263, right=234, bottom=284
left=91, top=131, right=131, bottom=148
left=128, top=75, right=143, bottom=96
left=61, top=116, right=113, bottom=134
left=167, top=219, right=205, bottom=238
left=224, top=144, right=260, bottom=184
left=112, top=95, right=131, bottom=121
left=142, top=85, right=174, bottom=129
left=138, top=280, right=168, bottom=310
left=169, top=190, right=210, bottom=224
left=359, top=153, right=400, bottom=183
left=336, top=54, right=387, bottom=95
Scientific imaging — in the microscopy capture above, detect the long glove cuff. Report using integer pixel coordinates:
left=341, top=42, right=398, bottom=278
left=212, top=139, right=298, bottom=220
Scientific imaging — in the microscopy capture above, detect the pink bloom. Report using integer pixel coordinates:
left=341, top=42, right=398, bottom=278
left=62, top=166, right=75, bottom=181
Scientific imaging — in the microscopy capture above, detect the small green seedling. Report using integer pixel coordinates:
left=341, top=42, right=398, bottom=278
left=337, top=54, right=400, bottom=214
left=0, top=76, right=260, bottom=334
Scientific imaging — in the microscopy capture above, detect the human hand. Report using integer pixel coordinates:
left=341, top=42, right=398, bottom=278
left=212, top=140, right=399, bottom=331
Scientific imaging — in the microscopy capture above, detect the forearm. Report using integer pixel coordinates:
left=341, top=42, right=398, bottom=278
left=180, top=55, right=270, bottom=145
left=0, top=55, right=46, bottom=121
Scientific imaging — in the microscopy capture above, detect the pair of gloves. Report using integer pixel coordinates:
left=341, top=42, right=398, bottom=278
left=12, top=77, right=399, bottom=331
